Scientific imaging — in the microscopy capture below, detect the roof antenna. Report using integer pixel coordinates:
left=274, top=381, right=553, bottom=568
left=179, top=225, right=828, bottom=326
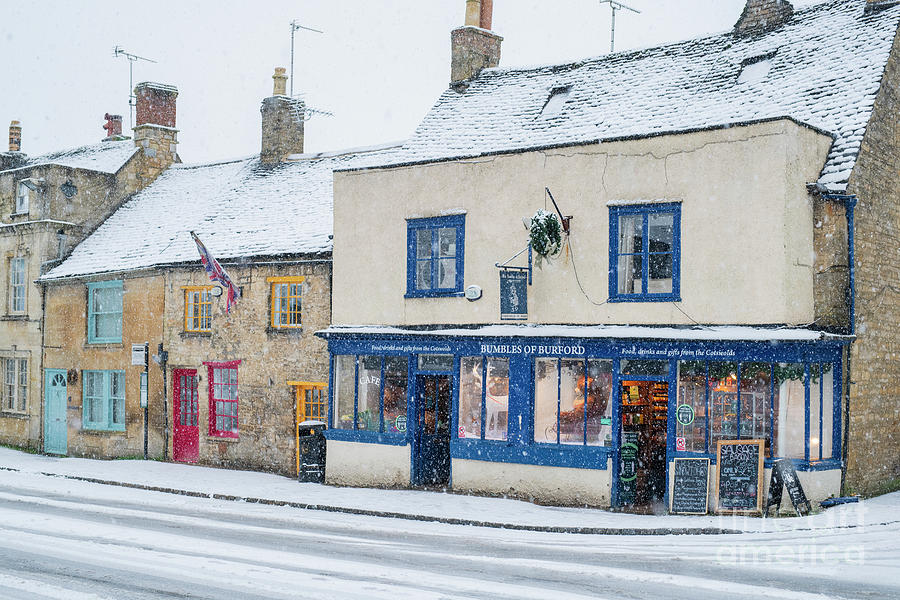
left=113, top=46, right=157, bottom=132
left=599, top=1, right=641, bottom=53
left=290, top=19, right=323, bottom=98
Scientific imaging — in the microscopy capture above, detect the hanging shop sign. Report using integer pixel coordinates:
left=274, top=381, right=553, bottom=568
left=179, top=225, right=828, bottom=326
left=671, top=457, right=710, bottom=515
left=500, top=269, right=528, bottom=320
left=764, top=458, right=811, bottom=516
left=715, top=439, right=764, bottom=514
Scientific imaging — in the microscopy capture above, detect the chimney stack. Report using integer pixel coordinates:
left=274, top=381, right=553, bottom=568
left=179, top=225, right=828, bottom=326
left=451, top=0, right=502, bottom=86
left=133, top=82, right=179, bottom=182
left=734, top=0, right=793, bottom=37
left=260, top=67, right=305, bottom=165
left=8, top=120, right=21, bottom=152
left=103, top=113, right=123, bottom=140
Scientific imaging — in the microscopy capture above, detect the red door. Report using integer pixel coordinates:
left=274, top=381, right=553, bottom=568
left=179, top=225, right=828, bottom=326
left=173, top=369, right=199, bottom=463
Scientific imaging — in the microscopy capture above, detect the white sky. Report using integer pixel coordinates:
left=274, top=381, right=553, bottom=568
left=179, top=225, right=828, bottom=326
left=1, top=0, right=822, bottom=164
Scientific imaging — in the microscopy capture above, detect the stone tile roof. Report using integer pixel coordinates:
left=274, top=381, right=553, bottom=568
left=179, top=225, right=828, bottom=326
left=39, top=144, right=403, bottom=281
left=374, top=0, right=900, bottom=192
left=14, top=140, right=139, bottom=175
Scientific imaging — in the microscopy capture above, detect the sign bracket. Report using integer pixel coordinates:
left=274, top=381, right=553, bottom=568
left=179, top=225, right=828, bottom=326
left=495, top=243, right=532, bottom=286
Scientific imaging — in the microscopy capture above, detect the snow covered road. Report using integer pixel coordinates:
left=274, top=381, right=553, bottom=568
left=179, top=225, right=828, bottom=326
left=1, top=468, right=898, bottom=600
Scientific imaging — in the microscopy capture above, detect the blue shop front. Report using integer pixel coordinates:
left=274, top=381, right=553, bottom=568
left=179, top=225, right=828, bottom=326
left=319, top=325, right=846, bottom=511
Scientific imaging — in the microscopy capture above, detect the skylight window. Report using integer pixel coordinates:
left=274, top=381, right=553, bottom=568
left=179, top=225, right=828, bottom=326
left=737, top=54, right=775, bottom=84
left=539, top=86, right=571, bottom=118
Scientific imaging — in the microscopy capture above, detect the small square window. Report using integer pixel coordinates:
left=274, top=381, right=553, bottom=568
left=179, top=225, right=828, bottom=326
left=184, top=287, right=212, bottom=333
left=268, top=277, right=304, bottom=328
left=82, top=370, right=125, bottom=431
left=87, top=281, right=123, bottom=343
left=609, top=203, right=681, bottom=302
left=406, top=215, right=465, bottom=297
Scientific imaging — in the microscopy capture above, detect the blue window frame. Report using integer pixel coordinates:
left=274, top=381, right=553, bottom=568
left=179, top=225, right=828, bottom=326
left=87, top=280, right=123, bottom=343
left=82, top=370, right=125, bottom=431
left=406, top=215, right=465, bottom=297
left=609, top=203, right=680, bottom=302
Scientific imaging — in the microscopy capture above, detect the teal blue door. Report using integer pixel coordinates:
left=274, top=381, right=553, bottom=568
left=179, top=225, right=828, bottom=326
left=44, top=370, right=67, bottom=455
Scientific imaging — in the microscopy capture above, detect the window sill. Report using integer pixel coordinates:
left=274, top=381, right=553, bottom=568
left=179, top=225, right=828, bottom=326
left=82, top=427, right=126, bottom=434
left=8, top=212, right=29, bottom=218
left=83, top=342, right=123, bottom=350
left=405, top=290, right=465, bottom=299
left=266, top=326, right=303, bottom=335
left=0, top=314, right=28, bottom=321
left=207, top=434, right=239, bottom=443
left=608, top=294, right=681, bottom=303
left=0, top=411, right=29, bottom=419
left=180, top=331, right=212, bottom=339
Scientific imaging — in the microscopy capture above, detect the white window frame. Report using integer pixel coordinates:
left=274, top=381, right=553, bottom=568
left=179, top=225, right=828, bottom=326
left=9, top=257, right=26, bottom=314
left=15, top=181, right=29, bottom=214
left=1, top=357, right=27, bottom=413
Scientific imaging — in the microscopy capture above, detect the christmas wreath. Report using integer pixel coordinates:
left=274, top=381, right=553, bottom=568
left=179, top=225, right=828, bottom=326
left=528, top=209, right=563, bottom=266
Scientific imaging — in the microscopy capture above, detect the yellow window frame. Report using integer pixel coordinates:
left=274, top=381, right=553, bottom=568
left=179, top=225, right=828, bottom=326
left=183, top=286, right=213, bottom=333
left=290, top=380, right=327, bottom=475
left=268, top=276, right=305, bottom=329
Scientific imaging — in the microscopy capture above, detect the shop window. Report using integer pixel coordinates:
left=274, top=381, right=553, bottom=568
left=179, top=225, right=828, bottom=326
left=87, top=280, right=123, bottom=344
left=739, top=363, right=773, bottom=455
left=15, top=181, right=29, bottom=214
left=269, top=276, right=304, bottom=329
left=206, top=361, right=240, bottom=438
left=676, top=361, right=707, bottom=453
left=183, top=287, right=212, bottom=333
left=406, top=215, right=465, bottom=297
left=609, top=203, right=680, bottom=301
left=459, top=357, right=509, bottom=441
left=1, top=358, right=27, bottom=412
left=332, top=354, right=408, bottom=434
left=774, top=363, right=806, bottom=459
left=808, top=363, right=835, bottom=461
left=82, top=370, right=125, bottom=431
left=8, top=257, right=26, bottom=313
left=534, top=358, right=613, bottom=446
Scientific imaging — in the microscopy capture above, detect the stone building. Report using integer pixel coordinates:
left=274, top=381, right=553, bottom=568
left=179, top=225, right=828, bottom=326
left=39, top=70, right=401, bottom=475
left=320, top=0, right=900, bottom=510
left=0, top=82, right=178, bottom=452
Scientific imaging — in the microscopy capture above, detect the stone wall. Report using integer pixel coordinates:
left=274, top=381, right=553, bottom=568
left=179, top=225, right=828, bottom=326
left=163, top=260, right=331, bottom=476
left=845, top=23, right=900, bottom=494
left=813, top=197, right=850, bottom=331
left=450, top=26, right=502, bottom=84
left=733, top=0, right=794, bottom=37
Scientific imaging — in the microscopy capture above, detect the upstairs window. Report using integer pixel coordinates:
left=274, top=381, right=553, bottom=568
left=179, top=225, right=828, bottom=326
left=15, top=181, right=29, bottom=214
left=87, top=281, right=123, bottom=343
left=8, top=257, right=25, bottom=313
left=269, top=276, right=304, bottom=329
left=406, top=215, right=465, bottom=297
left=184, top=286, right=212, bottom=333
left=609, top=203, right=681, bottom=301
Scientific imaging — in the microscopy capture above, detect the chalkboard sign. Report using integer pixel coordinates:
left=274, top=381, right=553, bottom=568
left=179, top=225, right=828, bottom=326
left=671, top=458, right=710, bottom=515
left=764, top=458, right=811, bottom=516
left=618, top=431, right=639, bottom=505
left=715, top=439, right=764, bottom=514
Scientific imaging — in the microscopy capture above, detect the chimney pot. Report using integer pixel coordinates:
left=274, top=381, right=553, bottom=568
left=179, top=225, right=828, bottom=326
left=103, top=113, right=123, bottom=139
left=465, top=0, right=481, bottom=27
left=8, top=120, right=21, bottom=152
left=734, top=0, right=794, bottom=37
left=273, top=67, right=288, bottom=96
left=480, top=0, right=493, bottom=30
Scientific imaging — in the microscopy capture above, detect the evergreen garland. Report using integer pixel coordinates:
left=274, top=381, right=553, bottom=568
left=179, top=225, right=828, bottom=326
left=529, top=209, right=563, bottom=266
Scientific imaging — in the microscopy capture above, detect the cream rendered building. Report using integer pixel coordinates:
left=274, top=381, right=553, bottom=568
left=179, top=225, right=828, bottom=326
left=320, top=0, right=900, bottom=511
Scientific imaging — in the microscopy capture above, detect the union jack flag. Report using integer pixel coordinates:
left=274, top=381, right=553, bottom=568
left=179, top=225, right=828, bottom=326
left=190, top=231, right=241, bottom=313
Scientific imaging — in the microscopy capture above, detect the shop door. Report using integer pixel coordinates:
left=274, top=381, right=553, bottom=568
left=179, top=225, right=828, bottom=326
left=413, top=374, right=451, bottom=487
left=173, top=369, right=199, bottom=463
left=618, top=380, right=668, bottom=511
left=43, top=370, right=67, bottom=455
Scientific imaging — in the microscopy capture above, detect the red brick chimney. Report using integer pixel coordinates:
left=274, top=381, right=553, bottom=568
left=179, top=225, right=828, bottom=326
left=734, top=0, right=794, bottom=37
left=451, top=0, right=502, bottom=86
left=103, top=113, right=123, bottom=140
left=133, top=82, right=179, bottom=182
left=8, top=120, right=21, bottom=152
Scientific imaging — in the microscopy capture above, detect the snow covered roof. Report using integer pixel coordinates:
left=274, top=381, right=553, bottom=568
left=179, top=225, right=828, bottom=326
left=360, top=0, right=900, bottom=192
left=39, top=143, right=404, bottom=281
left=8, top=140, right=139, bottom=175
left=318, top=324, right=850, bottom=343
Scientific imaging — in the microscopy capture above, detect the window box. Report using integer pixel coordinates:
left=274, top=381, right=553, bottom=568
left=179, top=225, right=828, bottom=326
left=609, top=203, right=681, bottom=302
left=406, top=215, right=465, bottom=297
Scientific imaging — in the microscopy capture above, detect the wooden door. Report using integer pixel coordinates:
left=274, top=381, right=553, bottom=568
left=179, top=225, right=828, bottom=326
left=173, top=369, right=199, bottom=463
left=43, top=370, right=67, bottom=455
left=413, top=374, right=451, bottom=487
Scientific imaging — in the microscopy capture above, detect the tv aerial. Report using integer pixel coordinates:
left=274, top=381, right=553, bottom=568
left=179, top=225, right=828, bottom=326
left=599, top=1, right=641, bottom=53
left=290, top=19, right=323, bottom=98
left=113, top=46, right=157, bottom=130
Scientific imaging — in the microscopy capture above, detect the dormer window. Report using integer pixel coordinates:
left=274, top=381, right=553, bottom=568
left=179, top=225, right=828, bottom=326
left=15, top=181, right=29, bottom=214
left=539, top=86, right=571, bottom=118
left=737, top=53, right=776, bottom=84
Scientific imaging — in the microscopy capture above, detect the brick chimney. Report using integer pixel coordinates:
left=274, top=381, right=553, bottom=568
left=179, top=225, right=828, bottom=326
left=9, top=120, right=21, bottom=152
left=734, top=0, right=794, bottom=37
left=260, top=67, right=305, bottom=165
left=133, top=82, right=179, bottom=182
left=102, top=113, right=123, bottom=140
left=866, top=0, right=900, bottom=14
left=451, top=0, right=502, bottom=86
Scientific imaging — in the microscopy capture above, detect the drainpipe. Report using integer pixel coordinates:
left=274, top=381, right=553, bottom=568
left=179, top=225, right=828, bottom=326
left=824, top=193, right=857, bottom=494
left=154, top=342, right=169, bottom=460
